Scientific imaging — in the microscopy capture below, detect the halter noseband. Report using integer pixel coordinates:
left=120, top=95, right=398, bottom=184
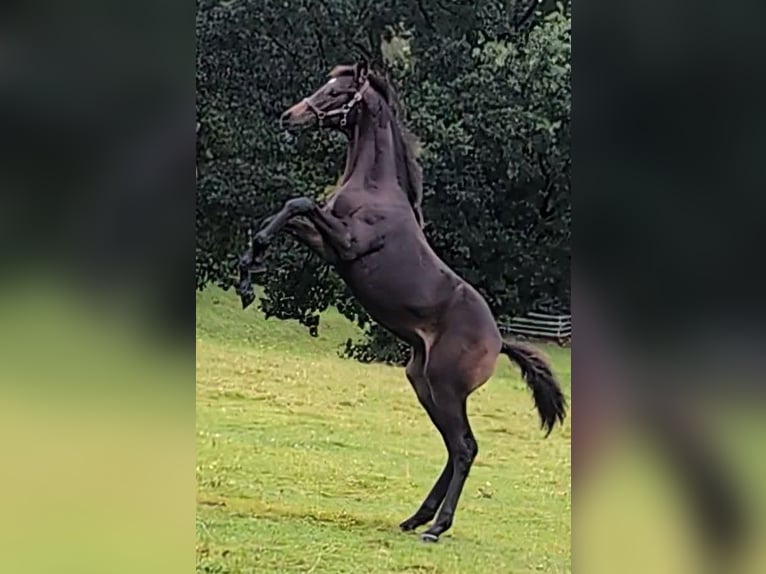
left=304, top=80, right=370, bottom=128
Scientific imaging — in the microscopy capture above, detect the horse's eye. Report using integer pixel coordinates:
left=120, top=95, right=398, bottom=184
left=329, top=88, right=339, bottom=97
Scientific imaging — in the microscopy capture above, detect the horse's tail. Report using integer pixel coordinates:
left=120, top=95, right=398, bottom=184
left=501, top=340, right=567, bottom=437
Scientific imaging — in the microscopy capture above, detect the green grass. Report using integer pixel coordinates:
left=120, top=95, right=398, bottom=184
left=196, top=287, right=571, bottom=573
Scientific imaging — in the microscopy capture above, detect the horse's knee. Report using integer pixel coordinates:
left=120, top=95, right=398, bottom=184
left=285, top=197, right=314, bottom=212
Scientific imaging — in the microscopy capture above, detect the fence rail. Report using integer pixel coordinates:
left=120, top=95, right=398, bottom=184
left=499, top=312, right=571, bottom=342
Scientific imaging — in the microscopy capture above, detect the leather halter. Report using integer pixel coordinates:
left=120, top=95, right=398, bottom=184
left=303, top=80, right=370, bottom=128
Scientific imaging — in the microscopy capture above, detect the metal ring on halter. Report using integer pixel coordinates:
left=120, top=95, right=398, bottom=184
left=339, top=103, right=351, bottom=127
left=303, top=98, right=326, bottom=126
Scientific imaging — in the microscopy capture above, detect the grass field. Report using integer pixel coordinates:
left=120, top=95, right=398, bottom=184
left=196, top=288, right=571, bottom=573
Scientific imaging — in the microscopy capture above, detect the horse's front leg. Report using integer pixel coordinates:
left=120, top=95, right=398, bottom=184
left=237, top=197, right=320, bottom=309
left=253, top=198, right=316, bottom=247
left=284, top=217, right=338, bottom=264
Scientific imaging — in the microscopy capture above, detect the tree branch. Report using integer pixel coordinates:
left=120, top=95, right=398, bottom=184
left=416, top=0, right=436, bottom=32
left=514, top=0, right=540, bottom=33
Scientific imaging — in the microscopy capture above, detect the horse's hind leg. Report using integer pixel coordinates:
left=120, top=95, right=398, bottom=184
left=419, top=393, right=477, bottom=542
left=400, top=456, right=453, bottom=531
left=418, top=335, right=499, bottom=542
left=400, top=344, right=454, bottom=532
left=399, top=399, right=453, bottom=530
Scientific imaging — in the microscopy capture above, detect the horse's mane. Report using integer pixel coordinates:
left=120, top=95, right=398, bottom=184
left=330, top=65, right=424, bottom=226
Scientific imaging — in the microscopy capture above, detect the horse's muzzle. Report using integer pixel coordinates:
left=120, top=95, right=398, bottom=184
left=280, top=100, right=313, bottom=129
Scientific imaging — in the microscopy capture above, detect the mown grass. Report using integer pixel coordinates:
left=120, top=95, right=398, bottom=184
left=196, top=287, right=571, bottom=573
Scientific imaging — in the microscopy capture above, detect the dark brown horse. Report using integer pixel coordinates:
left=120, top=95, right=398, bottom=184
left=237, top=62, right=566, bottom=542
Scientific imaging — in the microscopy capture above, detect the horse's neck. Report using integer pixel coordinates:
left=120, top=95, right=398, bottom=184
left=340, top=112, right=398, bottom=192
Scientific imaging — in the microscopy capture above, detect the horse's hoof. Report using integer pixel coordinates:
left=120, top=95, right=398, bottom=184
left=420, top=532, right=439, bottom=543
left=240, top=291, right=255, bottom=309
left=237, top=282, right=255, bottom=309
left=399, top=519, right=418, bottom=532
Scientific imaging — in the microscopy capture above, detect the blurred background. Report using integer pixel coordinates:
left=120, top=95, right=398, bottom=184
left=576, top=0, right=766, bottom=572
left=0, top=1, right=193, bottom=573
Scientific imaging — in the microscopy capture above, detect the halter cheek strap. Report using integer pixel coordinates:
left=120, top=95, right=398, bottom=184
left=304, top=80, right=370, bottom=128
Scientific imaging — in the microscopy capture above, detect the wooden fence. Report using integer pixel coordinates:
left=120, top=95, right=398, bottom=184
left=499, top=311, right=571, bottom=344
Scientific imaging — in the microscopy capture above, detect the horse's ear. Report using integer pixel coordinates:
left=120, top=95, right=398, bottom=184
left=355, top=60, right=368, bottom=83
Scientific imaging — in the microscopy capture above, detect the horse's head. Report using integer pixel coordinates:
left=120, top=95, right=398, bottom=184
left=280, top=61, right=370, bottom=130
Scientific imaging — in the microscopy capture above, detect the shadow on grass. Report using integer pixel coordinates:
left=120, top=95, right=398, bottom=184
left=198, top=494, right=397, bottom=533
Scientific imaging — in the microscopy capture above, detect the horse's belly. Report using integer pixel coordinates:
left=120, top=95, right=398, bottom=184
left=336, top=251, right=459, bottom=333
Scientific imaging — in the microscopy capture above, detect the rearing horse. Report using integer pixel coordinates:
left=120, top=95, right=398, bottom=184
left=237, top=62, right=566, bottom=543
